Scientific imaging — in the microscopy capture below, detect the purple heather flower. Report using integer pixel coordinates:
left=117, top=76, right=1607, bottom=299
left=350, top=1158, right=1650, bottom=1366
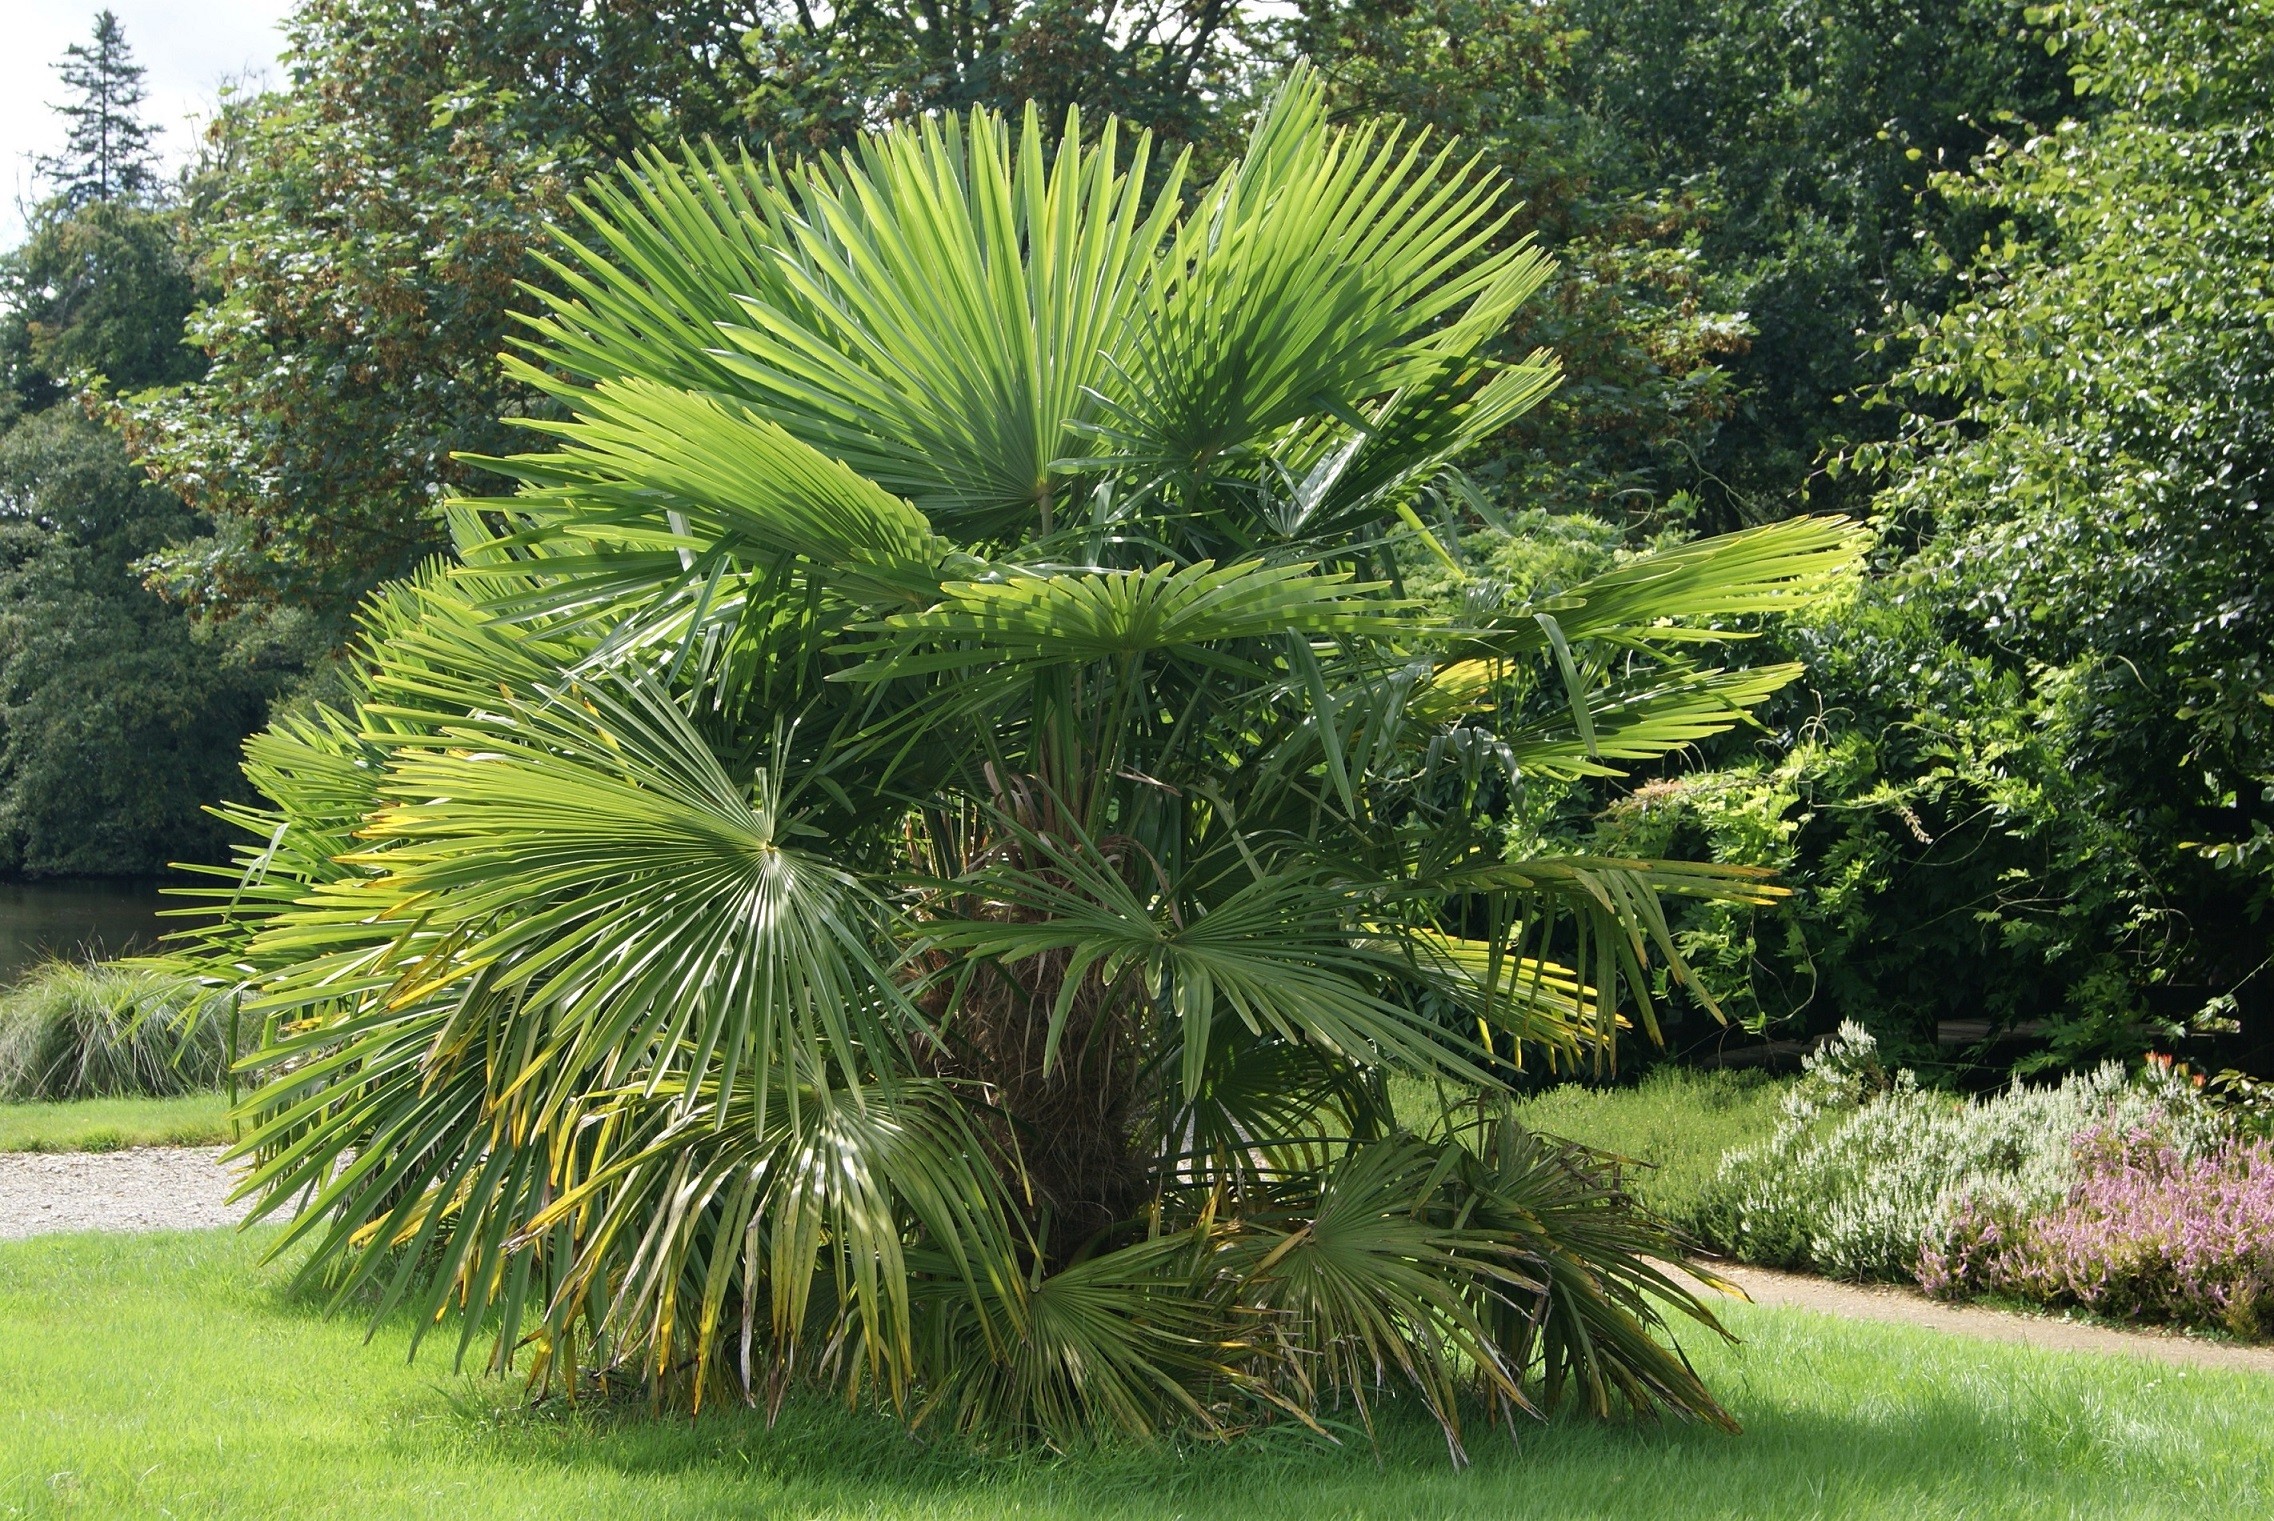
left=1921, top=1126, right=2274, bottom=1337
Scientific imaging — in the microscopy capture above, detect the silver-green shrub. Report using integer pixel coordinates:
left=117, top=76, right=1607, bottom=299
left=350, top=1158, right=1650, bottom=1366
left=1695, top=1023, right=2226, bottom=1279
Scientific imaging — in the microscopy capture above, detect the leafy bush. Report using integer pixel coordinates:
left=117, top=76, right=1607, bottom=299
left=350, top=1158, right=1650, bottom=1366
left=0, top=960, right=226, bottom=1101
left=1546, top=0, right=2274, bottom=1075
left=169, top=73, right=1872, bottom=1449
left=1923, top=1126, right=2274, bottom=1337
left=1696, top=1024, right=2225, bottom=1278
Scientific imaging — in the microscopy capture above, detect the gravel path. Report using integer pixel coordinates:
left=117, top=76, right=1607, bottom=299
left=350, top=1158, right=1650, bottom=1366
left=4, top=1149, right=2272, bottom=1377
left=0, top=1147, right=258, bottom=1240
left=1695, top=1261, right=2274, bottom=1377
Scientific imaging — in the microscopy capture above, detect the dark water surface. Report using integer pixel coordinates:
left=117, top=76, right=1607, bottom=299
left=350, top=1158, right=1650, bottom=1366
left=0, top=879, right=174, bottom=985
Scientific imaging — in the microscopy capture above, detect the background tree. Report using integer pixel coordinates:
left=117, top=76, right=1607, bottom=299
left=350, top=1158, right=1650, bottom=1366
left=1, top=201, right=202, bottom=414
left=124, top=0, right=2069, bottom=604
left=35, top=9, right=159, bottom=210
left=1553, top=0, right=2074, bottom=524
left=0, top=411, right=279, bottom=874
left=116, top=5, right=574, bottom=618
left=1577, top=0, right=2274, bottom=1073
left=740, top=0, right=1257, bottom=160
left=1856, top=0, right=2274, bottom=1063
left=0, top=13, right=286, bottom=876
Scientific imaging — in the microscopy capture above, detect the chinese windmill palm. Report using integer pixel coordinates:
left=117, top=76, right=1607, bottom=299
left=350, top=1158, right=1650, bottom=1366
left=180, top=66, right=1866, bottom=1451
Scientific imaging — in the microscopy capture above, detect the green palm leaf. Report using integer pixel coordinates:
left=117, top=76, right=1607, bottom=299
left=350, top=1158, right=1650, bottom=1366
left=1096, top=67, right=1542, bottom=504
left=844, top=560, right=1413, bottom=677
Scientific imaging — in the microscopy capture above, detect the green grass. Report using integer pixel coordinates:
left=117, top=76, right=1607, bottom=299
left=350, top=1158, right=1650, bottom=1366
left=2, top=1227, right=2267, bottom=1519
left=0, top=1091, right=232, bottom=1152
left=1510, top=1067, right=1788, bottom=1225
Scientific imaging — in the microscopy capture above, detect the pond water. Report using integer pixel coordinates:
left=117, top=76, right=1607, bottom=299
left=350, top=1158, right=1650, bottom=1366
left=0, top=879, right=177, bottom=986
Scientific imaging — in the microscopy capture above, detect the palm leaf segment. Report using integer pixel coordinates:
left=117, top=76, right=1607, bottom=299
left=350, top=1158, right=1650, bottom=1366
left=176, top=66, right=1865, bottom=1456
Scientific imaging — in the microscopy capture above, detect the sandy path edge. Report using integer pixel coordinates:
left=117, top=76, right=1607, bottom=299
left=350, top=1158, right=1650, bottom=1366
left=1673, top=1259, right=2274, bottom=1376
left=0, top=1146, right=254, bottom=1240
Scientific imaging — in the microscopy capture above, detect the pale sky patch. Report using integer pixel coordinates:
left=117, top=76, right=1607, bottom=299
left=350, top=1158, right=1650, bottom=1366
left=0, top=0, right=296, bottom=244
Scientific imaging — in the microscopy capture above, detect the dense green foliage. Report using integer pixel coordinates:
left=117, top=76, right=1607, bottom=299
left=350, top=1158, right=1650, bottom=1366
left=8, top=1228, right=2274, bottom=1518
left=125, top=0, right=2072, bottom=614
left=0, top=19, right=289, bottom=877
left=1580, top=0, right=2274, bottom=1069
left=118, top=5, right=573, bottom=613
left=1293, top=0, right=2073, bottom=528
left=735, top=0, right=1254, bottom=158
left=1863, top=0, right=2274, bottom=1054
left=1551, top=0, right=2073, bottom=521
left=0, top=406, right=279, bottom=874
left=0, top=199, right=200, bottom=410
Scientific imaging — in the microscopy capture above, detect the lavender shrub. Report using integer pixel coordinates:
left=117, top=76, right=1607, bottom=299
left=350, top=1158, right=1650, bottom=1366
left=1695, top=1024, right=2226, bottom=1280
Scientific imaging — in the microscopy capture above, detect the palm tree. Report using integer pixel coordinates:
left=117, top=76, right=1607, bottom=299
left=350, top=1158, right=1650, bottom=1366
left=179, top=69, right=1863, bottom=1456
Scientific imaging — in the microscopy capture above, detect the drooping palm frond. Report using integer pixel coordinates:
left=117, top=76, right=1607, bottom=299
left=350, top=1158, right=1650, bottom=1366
left=1455, top=514, right=1873, bottom=659
left=177, top=64, right=1869, bottom=1456
left=1400, top=930, right=1605, bottom=1068
left=843, top=560, right=1413, bottom=678
left=912, top=1228, right=1256, bottom=1443
left=523, top=1071, right=1021, bottom=1411
left=1452, top=1119, right=1735, bottom=1432
left=1220, top=1136, right=1534, bottom=1444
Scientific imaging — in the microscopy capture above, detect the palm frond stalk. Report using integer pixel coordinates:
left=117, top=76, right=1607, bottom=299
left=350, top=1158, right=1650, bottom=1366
left=172, top=67, right=1866, bottom=1458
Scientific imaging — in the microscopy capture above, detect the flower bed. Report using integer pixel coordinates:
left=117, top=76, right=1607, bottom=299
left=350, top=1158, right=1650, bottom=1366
left=1923, top=1126, right=2274, bottom=1336
left=1692, top=1024, right=2227, bottom=1280
left=1695, top=1025, right=2274, bottom=1336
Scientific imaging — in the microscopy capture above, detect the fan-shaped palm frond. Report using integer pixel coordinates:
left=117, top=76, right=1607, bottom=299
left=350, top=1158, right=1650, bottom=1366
left=176, top=63, right=1866, bottom=1456
left=521, top=109, right=1182, bottom=539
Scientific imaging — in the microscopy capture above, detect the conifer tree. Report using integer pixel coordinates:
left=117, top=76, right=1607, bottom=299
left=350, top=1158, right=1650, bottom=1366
left=37, top=10, right=157, bottom=207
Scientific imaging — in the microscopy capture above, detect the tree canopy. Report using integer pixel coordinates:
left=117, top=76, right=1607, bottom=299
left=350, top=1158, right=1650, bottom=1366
left=0, top=10, right=284, bottom=877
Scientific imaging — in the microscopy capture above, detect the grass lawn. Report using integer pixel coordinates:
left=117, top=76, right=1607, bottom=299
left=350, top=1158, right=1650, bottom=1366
left=2, top=1228, right=2266, bottom=1519
left=1510, top=1068, right=1787, bottom=1224
left=0, top=1071, right=1779, bottom=1173
left=0, top=1091, right=232, bottom=1153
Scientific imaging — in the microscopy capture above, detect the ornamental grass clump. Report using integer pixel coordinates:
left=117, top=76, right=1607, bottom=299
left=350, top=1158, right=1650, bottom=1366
left=1697, top=1024, right=2225, bottom=1279
left=0, top=960, right=222, bottom=1101
left=1923, top=1128, right=2274, bottom=1337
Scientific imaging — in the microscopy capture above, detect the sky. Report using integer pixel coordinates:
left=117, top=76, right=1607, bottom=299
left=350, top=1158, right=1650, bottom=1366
left=1, top=0, right=297, bottom=244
